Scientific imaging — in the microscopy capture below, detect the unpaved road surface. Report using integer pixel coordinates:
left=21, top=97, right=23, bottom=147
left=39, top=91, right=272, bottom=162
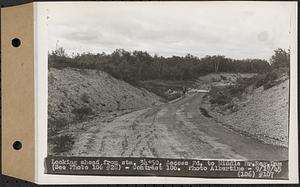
left=69, top=93, right=288, bottom=160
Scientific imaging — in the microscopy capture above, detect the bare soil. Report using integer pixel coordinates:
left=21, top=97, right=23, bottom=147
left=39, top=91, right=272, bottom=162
left=63, top=93, right=287, bottom=160
left=48, top=67, right=163, bottom=122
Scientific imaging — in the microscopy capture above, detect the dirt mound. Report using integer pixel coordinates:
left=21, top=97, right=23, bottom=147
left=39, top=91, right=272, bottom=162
left=203, top=78, right=289, bottom=147
left=48, top=68, right=163, bottom=122
left=194, top=73, right=257, bottom=89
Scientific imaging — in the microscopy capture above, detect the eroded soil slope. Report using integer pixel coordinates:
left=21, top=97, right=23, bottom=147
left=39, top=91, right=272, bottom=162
left=48, top=67, right=163, bottom=122
left=202, top=78, right=289, bottom=147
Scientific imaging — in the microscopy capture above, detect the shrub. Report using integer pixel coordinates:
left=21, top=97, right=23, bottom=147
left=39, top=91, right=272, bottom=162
left=209, top=86, right=232, bottom=105
left=49, top=134, right=75, bottom=155
left=80, top=93, right=90, bottom=104
left=209, top=77, right=254, bottom=106
left=220, top=75, right=227, bottom=80
left=270, top=48, right=290, bottom=69
left=255, top=67, right=289, bottom=90
left=263, top=81, right=279, bottom=90
left=200, top=107, right=212, bottom=118
left=237, top=76, right=259, bottom=88
left=72, top=107, right=93, bottom=122
left=48, top=118, right=68, bottom=137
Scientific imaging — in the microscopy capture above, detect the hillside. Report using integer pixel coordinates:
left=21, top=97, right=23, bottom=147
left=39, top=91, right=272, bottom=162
left=48, top=67, right=163, bottom=123
left=194, top=73, right=257, bottom=89
left=202, top=76, right=289, bottom=148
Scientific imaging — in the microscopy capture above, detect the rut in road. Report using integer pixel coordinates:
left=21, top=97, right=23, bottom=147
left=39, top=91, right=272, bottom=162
left=69, top=93, right=288, bottom=160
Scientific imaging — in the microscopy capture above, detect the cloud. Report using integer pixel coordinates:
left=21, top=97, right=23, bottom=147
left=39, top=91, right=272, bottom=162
left=46, top=2, right=294, bottom=60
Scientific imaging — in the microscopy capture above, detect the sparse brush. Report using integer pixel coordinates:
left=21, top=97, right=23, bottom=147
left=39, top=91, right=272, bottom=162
left=208, top=66, right=290, bottom=113
left=209, top=86, right=234, bottom=105
left=255, top=67, right=289, bottom=90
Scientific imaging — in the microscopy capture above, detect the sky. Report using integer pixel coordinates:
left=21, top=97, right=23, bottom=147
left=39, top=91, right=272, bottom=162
left=45, top=2, right=295, bottom=60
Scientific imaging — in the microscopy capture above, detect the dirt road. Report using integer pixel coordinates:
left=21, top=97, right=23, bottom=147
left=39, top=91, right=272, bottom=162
left=69, top=93, right=288, bottom=160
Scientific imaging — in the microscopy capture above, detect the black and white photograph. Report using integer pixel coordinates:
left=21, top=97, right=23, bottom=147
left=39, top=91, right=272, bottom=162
left=45, top=1, right=295, bottom=179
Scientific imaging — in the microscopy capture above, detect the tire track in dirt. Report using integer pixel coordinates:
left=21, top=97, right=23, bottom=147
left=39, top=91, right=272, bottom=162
left=68, top=93, right=288, bottom=160
left=120, top=135, right=129, bottom=156
left=174, top=104, right=246, bottom=159
left=128, top=108, right=160, bottom=157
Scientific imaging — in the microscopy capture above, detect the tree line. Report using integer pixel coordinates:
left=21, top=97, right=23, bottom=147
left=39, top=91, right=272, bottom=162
left=49, top=48, right=289, bottom=84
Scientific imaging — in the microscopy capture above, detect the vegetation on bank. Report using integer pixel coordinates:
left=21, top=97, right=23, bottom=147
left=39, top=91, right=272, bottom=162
left=208, top=48, right=290, bottom=109
left=48, top=47, right=289, bottom=103
left=49, top=48, right=271, bottom=84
